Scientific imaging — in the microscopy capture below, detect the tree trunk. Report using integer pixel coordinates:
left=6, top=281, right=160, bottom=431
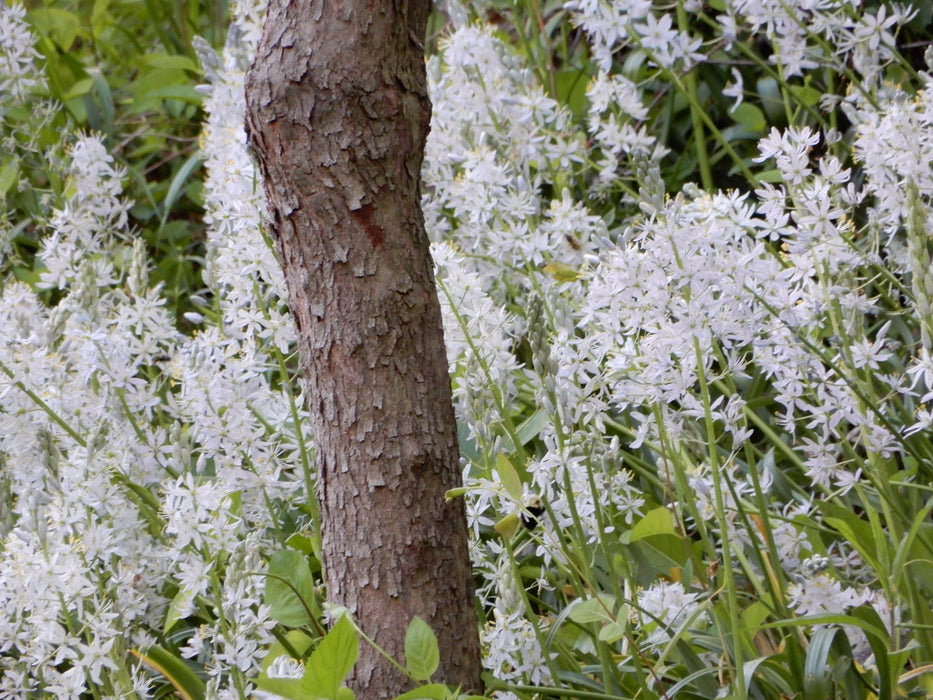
left=244, top=1, right=482, bottom=696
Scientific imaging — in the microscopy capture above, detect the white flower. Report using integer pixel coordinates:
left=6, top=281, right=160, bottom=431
left=0, top=4, right=46, bottom=102
left=266, top=655, right=304, bottom=679
left=483, top=609, right=553, bottom=686
left=37, top=135, right=131, bottom=290
left=635, top=581, right=706, bottom=646
left=723, top=67, right=744, bottom=111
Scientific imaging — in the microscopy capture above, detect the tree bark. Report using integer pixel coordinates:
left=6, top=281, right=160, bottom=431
left=244, top=1, right=482, bottom=696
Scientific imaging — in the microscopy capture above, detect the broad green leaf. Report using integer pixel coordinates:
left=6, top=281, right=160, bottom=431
left=495, top=453, right=522, bottom=501
left=598, top=620, right=626, bottom=643
left=28, top=8, right=82, bottom=50
left=0, top=159, right=19, bottom=197
left=444, top=486, right=469, bottom=500
left=84, top=68, right=115, bottom=135
left=754, top=169, right=784, bottom=183
left=493, top=512, right=520, bottom=540
left=790, top=84, right=822, bottom=108
left=740, top=600, right=771, bottom=629
left=628, top=506, right=676, bottom=541
left=62, top=77, right=93, bottom=101
left=89, top=0, right=110, bottom=38
left=286, top=532, right=319, bottom=558
left=554, top=67, right=589, bottom=117
left=302, top=615, right=359, bottom=699
left=393, top=684, right=450, bottom=700
left=138, top=85, right=204, bottom=106
left=265, top=549, right=319, bottom=628
left=404, top=616, right=440, bottom=682
left=730, top=103, right=765, bottom=132
left=568, top=594, right=616, bottom=624
left=261, top=630, right=316, bottom=673
left=254, top=676, right=307, bottom=700
left=756, top=76, right=783, bottom=122
left=626, top=537, right=687, bottom=578
left=739, top=600, right=772, bottom=650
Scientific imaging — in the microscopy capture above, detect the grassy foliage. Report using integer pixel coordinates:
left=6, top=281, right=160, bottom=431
left=6, top=0, right=225, bottom=316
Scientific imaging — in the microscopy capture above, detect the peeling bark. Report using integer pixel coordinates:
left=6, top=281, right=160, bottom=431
left=244, top=1, right=482, bottom=696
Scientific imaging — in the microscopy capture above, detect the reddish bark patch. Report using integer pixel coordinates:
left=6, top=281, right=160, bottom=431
left=352, top=202, right=385, bottom=249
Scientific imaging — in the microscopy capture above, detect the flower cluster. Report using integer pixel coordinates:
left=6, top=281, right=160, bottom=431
left=0, top=3, right=44, bottom=104
left=424, top=2, right=928, bottom=693
left=0, top=6, right=308, bottom=698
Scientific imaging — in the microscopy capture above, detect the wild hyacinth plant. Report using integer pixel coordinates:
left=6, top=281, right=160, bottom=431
left=0, top=3, right=311, bottom=698
left=2, top=0, right=933, bottom=699
left=425, top=1, right=933, bottom=697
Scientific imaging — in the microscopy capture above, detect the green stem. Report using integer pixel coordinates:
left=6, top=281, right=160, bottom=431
left=676, top=1, right=713, bottom=190
left=693, top=338, right=746, bottom=698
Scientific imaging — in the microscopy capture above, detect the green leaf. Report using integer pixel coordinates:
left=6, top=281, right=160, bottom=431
left=445, top=487, right=469, bottom=500
left=163, top=585, right=196, bottom=635
left=265, top=549, right=319, bottom=628
left=141, top=53, right=201, bottom=72
left=261, top=630, right=316, bottom=672
left=495, top=453, right=522, bottom=501
left=89, top=0, right=111, bottom=39
left=138, top=84, right=204, bottom=106
left=254, top=676, right=308, bottom=700
left=893, top=507, right=933, bottom=598
left=28, top=8, right=82, bottom=50
left=131, top=645, right=205, bottom=700
left=803, top=626, right=838, bottom=700
left=493, top=512, right=520, bottom=540
left=515, top=409, right=548, bottom=447
left=756, top=76, right=783, bottom=122
left=542, top=261, right=582, bottom=282
left=84, top=68, right=115, bottom=136
left=62, top=77, right=94, bottom=101
left=405, top=616, right=440, bottom=682
left=554, top=67, right=589, bottom=117
left=568, top=594, right=616, bottom=624
left=739, top=600, right=772, bottom=650
left=740, top=600, right=771, bottom=630
left=392, top=684, right=450, bottom=700
left=286, top=532, right=319, bottom=557
left=109, top=471, right=164, bottom=537
left=730, top=102, right=765, bottom=132
left=0, top=159, right=19, bottom=197
left=790, top=85, right=822, bottom=108
left=754, top=169, right=784, bottom=183
left=160, top=151, right=204, bottom=229
left=848, top=604, right=893, bottom=700
left=597, top=620, right=627, bottom=643
left=822, top=504, right=881, bottom=573
left=302, top=615, right=359, bottom=699
left=628, top=506, right=676, bottom=541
